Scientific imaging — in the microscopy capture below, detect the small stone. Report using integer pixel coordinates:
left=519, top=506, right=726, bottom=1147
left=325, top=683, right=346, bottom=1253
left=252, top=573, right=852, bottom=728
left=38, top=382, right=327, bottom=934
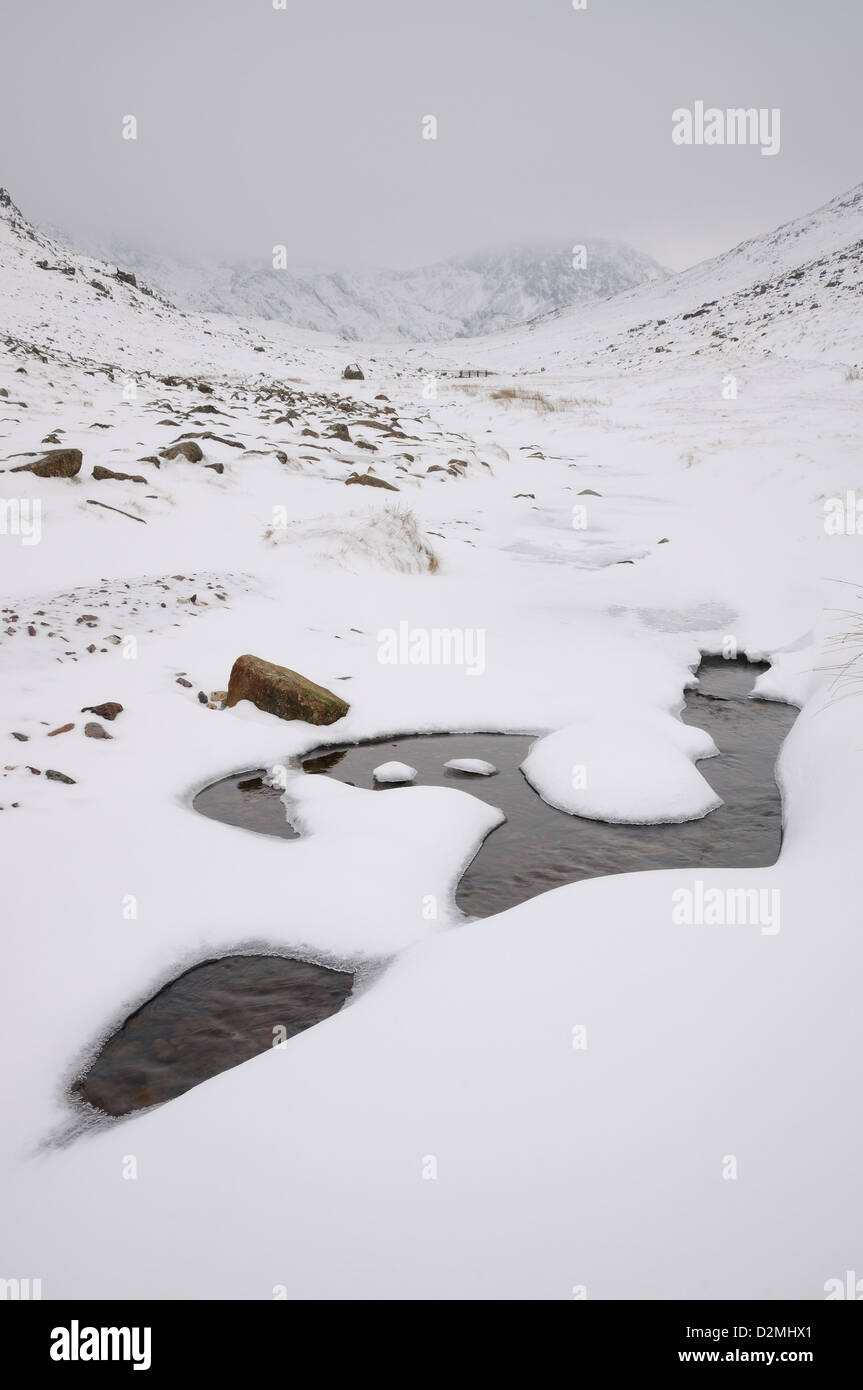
left=11, top=732, right=28, bottom=742
left=176, top=677, right=193, bottom=688
left=84, top=722, right=111, bottom=739
left=45, top=769, right=76, bottom=784
left=197, top=691, right=208, bottom=704
left=80, top=702, right=123, bottom=720
left=47, top=723, right=74, bottom=737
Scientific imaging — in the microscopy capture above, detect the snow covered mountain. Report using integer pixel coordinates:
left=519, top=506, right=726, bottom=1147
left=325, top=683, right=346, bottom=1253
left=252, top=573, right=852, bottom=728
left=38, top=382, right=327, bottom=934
left=46, top=225, right=667, bottom=343
left=445, top=180, right=863, bottom=374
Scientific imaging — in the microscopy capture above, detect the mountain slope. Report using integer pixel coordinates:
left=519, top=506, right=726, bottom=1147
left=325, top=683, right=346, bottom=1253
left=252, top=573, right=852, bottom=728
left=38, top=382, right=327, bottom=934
left=445, top=181, right=863, bottom=374
left=48, top=229, right=667, bottom=343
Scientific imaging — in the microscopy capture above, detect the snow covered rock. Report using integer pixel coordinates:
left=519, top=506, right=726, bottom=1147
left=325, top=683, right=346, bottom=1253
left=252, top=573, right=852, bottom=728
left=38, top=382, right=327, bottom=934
left=226, top=655, right=350, bottom=726
left=444, top=758, right=498, bottom=776
left=521, top=704, right=721, bottom=824
left=342, top=363, right=364, bottom=379
left=159, top=440, right=204, bottom=463
left=10, top=448, right=81, bottom=478
left=372, top=761, right=417, bottom=784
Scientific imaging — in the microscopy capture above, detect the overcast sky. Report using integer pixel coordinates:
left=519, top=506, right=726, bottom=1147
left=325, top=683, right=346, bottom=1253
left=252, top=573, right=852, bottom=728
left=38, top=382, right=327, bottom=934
left=2, top=0, right=861, bottom=273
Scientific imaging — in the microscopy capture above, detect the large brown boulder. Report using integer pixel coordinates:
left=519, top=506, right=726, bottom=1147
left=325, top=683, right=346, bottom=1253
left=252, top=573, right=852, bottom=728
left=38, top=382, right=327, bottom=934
left=11, top=448, right=82, bottom=478
left=227, top=655, right=349, bottom=725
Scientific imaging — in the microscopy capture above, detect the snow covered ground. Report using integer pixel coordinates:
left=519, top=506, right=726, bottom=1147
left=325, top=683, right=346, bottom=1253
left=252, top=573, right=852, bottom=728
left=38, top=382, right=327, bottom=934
left=1, top=183, right=861, bottom=1299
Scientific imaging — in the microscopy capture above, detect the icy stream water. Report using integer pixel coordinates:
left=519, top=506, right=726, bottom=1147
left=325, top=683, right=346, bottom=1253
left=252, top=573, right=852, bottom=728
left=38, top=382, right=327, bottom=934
left=75, top=659, right=796, bottom=1115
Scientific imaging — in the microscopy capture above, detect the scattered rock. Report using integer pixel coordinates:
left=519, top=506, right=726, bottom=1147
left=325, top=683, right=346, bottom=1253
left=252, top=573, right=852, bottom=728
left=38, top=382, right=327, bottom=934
left=227, top=654, right=349, bottom=726
left=45, top=769, right=76, bottom=784
left=176, top=677, right=193, bottom=688
left=329, top=423, right=351, bottom=442
left=10, top=448, right=82, bottom=478
left=344, top=471, right=399, bottom=491
left=115, top=269, right=137, bottom=287
left=84, top=722, right=111, bottom=739
left=204, top=462, right=224, bottom=474
left=85, top=500, right=146, bottom=523
left=11, top=732, right=28, bottom=742
left=514, top=493, right=535, bottom=499
left=47, top=723, right=74, bottom=737
left=159, top=440, right=204, bottom=462
left=578, top=488, right=602, bottom=496
left=197, top=691, right=208, bottom=704
left=657, top=537, right=670, bottom=544
left=92, top=466, right=148, bottom=483
left=342, top=364, right=364, bottom=380
left=80, top=702, right=123, bottom=720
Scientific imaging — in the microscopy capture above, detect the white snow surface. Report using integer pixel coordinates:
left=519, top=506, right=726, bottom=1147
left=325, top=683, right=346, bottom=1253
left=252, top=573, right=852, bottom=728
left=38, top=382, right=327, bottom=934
left=1, top=181, right=862, bottom=1299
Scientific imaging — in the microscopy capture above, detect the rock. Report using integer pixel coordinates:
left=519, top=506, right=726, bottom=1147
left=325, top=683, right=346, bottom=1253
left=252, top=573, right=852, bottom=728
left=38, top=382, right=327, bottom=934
left=514, top=493, right=535, bottom=499
left=226, top=654, right=349, bottom=726
left=344, top=471, right=399, bottom=491
left=210, top=691, right=228, bottom=703
left=197, top=691, right=208, bottom=704
left=92, top=466, right=148, bottom=483
left=329, top=423, right=351, bottom=442
left=80, top=702, right=123, bottom=720
left=159, top=440, right=204, bottom=463
left=115, top=269, right=137, bottom=286
left=578, top=488, right=602, bottom=496
left=374, top=394, right=389, bottom=401
left=444, top=757, right=498, bottom=776
left=10, top=448, right=82, bottom=478
left=45, top=769, right=76, bottom=784
left=11, top=732, right=28, bottom=742
left=355, top=438, right=377, bottom=451
left=84, top=722, right=111, bottom=739
left=657, top=537, right=670, bottom=544
left=373, top=761, right=417, bottom=784
left=47, top=723, right=74, bottom=737
left=342, top=364, right=364, bottom=380
left=204, top=462, right=224, bottom=474
left=176, top=677, right=193, bottom=688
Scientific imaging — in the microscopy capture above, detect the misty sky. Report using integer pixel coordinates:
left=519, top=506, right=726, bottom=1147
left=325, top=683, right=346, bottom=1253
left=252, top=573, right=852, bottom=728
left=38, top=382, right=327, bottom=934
left=2, top=0, right=861, bottom=273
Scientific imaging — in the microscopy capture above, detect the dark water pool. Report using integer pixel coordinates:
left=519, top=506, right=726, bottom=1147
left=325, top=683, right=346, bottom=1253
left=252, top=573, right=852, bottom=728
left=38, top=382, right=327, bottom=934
left=75, top=658, right=795, bottom=1117
left=74, top=955, right=353, bottom=1117
left=195, top=657, right=797, bottom=918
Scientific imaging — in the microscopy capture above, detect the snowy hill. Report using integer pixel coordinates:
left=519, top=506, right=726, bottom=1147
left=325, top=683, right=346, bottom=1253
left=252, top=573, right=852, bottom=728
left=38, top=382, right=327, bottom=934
left=48, top=225, right=667, bottom=343
left=424, top=180, right=863, bottom=374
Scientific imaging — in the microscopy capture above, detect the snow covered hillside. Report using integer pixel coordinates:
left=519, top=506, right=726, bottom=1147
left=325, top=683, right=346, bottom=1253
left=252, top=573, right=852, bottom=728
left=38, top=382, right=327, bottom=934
left=1, top=180, right=862, bottom=1300
left=410, top=180, right=863, bottom=375
left=50, top=223, right=667, bottom=343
